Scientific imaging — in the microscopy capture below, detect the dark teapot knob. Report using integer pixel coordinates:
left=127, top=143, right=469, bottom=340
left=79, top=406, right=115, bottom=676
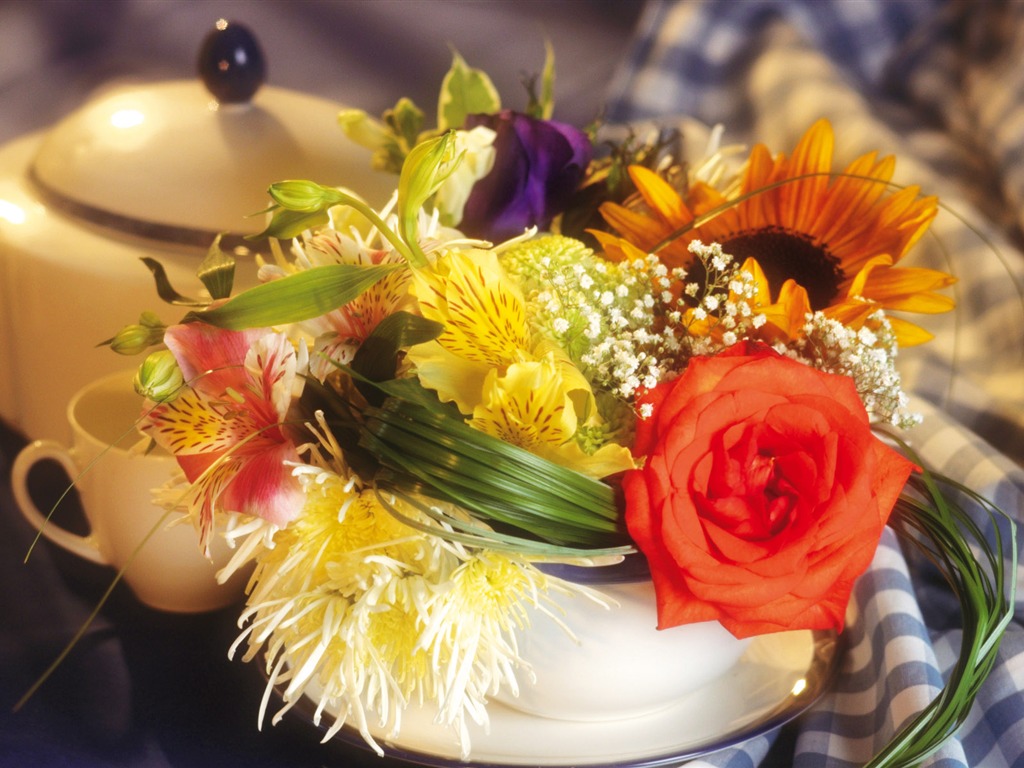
left=197, top=19, right=266, bottom=104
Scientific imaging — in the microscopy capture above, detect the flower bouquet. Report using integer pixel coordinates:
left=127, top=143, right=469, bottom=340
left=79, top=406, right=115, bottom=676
left=32, top=51, right=1016, bottom=766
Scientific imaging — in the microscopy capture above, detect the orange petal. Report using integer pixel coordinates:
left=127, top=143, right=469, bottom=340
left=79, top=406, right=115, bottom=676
left=846, top=254, right=894, bottom=298
left=588, top=230, right=651, bottom=263
left=862, top=266, right=957, bottom=311
left=628, top=165, right=692, bottom=225
left=738, top=142, right=782, bottom=230
left=598, top=201, right=672, bottom=248
left=885, top=315, right=935, bottom=346
left=813, top=152, right=892, bottom=242
left=780, top=119, right=833, bottom=233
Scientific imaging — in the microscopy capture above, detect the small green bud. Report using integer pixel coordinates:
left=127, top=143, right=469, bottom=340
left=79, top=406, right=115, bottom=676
left=133, top=350, right=185, bottom=402
left=109, top=315, right=166, bottom=355
left=397, top=131, right=461, bottom=268
left=138, top=311, right=164, bottom=329
left=267, top=180, right=343, bottom=213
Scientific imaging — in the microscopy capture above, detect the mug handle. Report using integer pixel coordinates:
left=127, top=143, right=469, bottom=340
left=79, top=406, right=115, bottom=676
left=11, top=439, right=107, bottom=565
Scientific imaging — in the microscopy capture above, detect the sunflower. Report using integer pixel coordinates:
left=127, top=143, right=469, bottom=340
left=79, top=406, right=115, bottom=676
left=592, top=119, right=956, bottom=345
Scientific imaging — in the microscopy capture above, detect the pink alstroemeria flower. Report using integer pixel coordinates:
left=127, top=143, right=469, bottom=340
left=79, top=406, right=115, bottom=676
left=141, top=323, right=305, bottom=552
left=293, top=230, right=414, bottom=381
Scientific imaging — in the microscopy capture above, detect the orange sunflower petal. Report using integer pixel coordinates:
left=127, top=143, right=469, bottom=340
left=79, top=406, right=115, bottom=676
left=846, top=254, right=893, bottom=298
left=778, top=119, right=833, bottom=233
left=598, top=201, right=673, bottom=248
left=738, top=142, right=780, bottom=229
left=862, top=266, right=957, bottom=312
left=885, top=315, right=935, bottom=346
left=588, top=229, right=651, bottom=263
left=813, top=152, right=893, bottom=244
left=628, top=165, right=692, bottom=225
left=761, top=279, right=813, bottom=342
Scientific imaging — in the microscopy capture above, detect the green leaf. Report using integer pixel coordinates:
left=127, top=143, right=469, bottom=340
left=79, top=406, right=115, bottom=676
left=197, top=234, right=236, bottom=300
left=360, top=397, right=628, bottom=550
left=351, top=311, right=444, bottom=384
left=248, top=207, right=332, bottom=241
left=538, top=40, right=555, bottom=120
left=183, top=263, right=403, bottom=330
left=865, top=431, right=1017, bottom=767
left=523, top=42, right=556, bottom=120
left=335, top=363, right=465, bottom=417
left=368, top=311, right=445, bottom=349
left=139, top=257, right=207, bottom=307
left=385, top=97, right=426, bottom=153
left=375, top=486, right=635, bottom=559
left=437, top=50, right=501, bottom=132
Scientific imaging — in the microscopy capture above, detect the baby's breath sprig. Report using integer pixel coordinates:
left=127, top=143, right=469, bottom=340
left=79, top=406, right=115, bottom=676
left=501, top=236, right=676, bottom=404
left=674, top=240, right=765, bottom=356
left=502, top=237, right=771, bottom=407
left=783, top=310, right=920, bottom=429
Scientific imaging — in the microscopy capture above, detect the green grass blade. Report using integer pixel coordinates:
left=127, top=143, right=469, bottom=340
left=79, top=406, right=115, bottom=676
left=184, top=263, right=402, bottom=329
left=357, top=396, right=628, bottom=551
left=865, top=435, right=1017, bottom=767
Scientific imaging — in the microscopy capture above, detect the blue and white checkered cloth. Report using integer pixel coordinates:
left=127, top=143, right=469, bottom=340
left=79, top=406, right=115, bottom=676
left=605, top=1, right=1024, bottom=765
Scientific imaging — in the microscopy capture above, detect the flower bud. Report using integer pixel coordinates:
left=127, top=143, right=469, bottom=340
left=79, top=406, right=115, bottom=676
left=109, top=320, right=165, bottom=355
left=267, top=180, right=341, bottom=213
left=133, top=350, right=185, bottom=402
left=434, top=126, right=497, bottom=227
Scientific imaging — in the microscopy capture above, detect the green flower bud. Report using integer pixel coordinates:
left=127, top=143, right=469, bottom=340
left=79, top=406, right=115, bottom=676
left=133, top=350, right=185, bottom=402
left=267, top=180, right=343, bottom=213
left=397, top=131, right=460, bottom=267
left=139, top=311, right=164, bottom=329
left=109, top=319, right=166, bottom=355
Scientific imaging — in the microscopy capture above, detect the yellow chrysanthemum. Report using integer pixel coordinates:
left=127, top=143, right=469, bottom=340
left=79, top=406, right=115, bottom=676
left=593, top=119, right=956, bottom=345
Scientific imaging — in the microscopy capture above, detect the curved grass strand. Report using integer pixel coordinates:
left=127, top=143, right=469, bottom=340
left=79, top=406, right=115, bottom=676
left=865, top=434, right=1016, bottom=767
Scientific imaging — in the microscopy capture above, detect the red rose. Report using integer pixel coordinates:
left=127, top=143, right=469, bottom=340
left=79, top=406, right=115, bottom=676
left=623, top=342, right=916, bottom=639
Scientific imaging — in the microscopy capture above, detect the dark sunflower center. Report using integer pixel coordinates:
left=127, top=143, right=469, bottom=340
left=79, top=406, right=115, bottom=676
left=721, top=228, right=843, bottom=310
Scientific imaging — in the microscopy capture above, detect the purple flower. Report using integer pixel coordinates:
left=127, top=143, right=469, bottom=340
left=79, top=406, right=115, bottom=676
left=459, top=110, right=592, bottom=241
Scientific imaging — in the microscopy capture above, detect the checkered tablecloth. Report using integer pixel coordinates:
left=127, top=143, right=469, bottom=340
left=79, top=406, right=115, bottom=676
left=605, top=1, right=1024, bottom=765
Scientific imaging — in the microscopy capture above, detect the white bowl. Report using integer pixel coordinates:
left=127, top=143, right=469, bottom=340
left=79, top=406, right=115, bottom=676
left=497, top=573, right=751, bottom=722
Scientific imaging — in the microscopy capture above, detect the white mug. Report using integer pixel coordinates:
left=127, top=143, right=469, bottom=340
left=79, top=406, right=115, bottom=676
left=12, top=369, right=246, bottom=612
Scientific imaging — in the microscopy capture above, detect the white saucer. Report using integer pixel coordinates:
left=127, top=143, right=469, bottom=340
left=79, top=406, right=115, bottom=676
left=287, top=628, right=839, bottom=766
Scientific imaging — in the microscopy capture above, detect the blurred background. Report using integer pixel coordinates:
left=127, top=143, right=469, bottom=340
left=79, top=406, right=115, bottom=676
left=0, top=0, right=644, bottom=145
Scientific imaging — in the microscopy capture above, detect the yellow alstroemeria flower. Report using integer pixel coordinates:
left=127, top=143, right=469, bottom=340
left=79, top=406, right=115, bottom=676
left=470, top=356, right=635, bottom=479
left=407, top=248, right=533, bottom=413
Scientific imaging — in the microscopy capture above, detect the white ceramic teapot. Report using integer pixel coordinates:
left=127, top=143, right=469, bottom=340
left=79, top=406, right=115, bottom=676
left=0, top=20, right=393, bottom=442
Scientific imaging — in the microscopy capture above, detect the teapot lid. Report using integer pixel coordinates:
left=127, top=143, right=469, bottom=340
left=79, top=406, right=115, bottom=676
left=28, top=20, right=393, bottom=248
